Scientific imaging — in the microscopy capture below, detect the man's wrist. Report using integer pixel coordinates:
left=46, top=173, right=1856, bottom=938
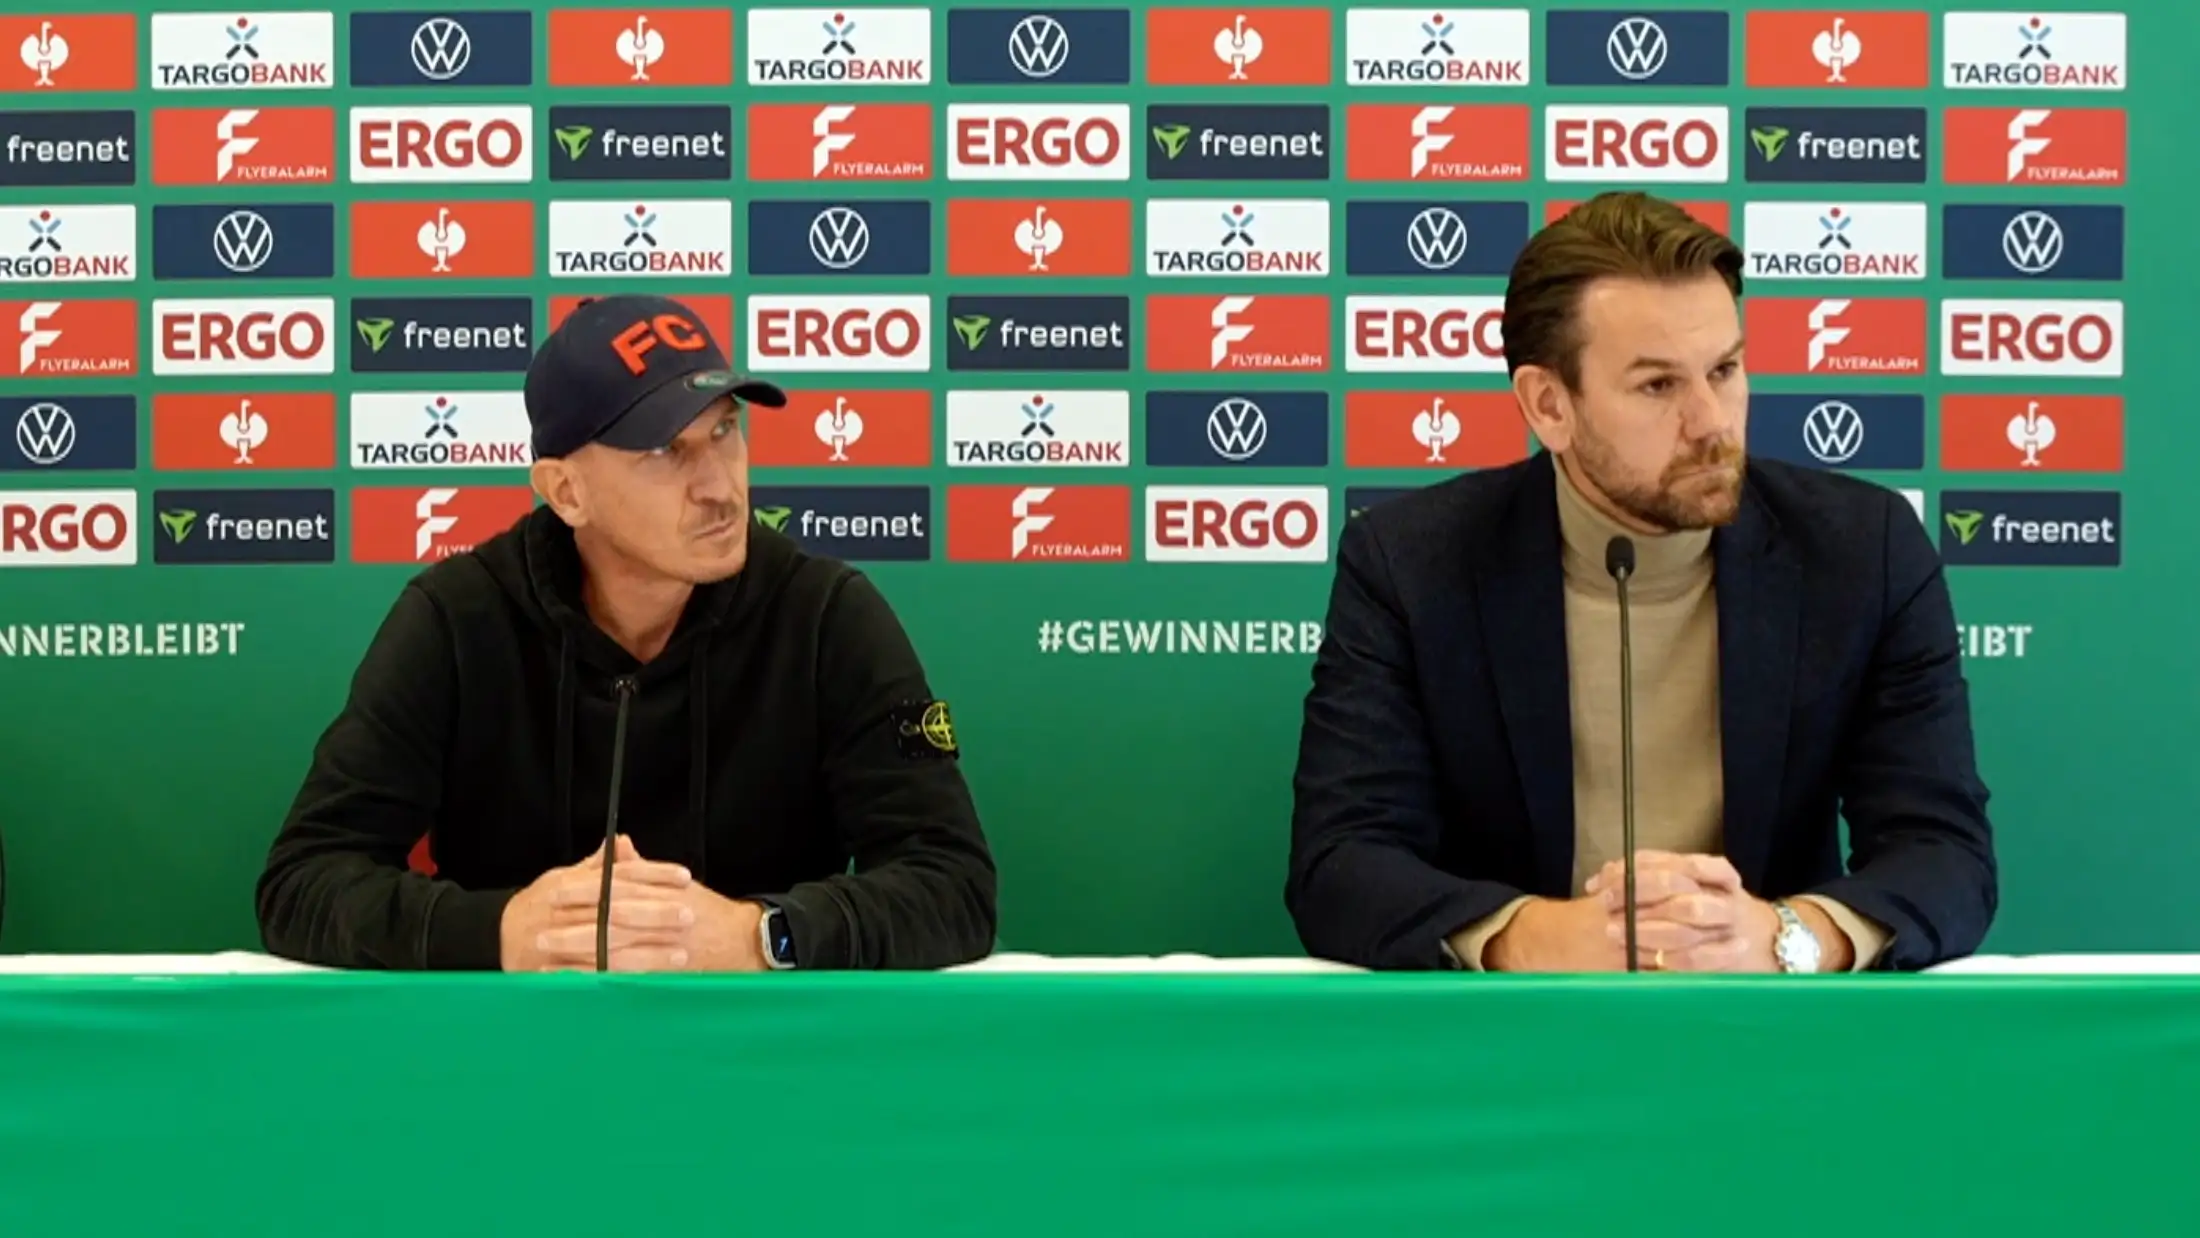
left=1785, top=899, right=1853, bottom=972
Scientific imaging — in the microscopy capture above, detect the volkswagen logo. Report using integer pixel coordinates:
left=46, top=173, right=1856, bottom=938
left=1008, top=14, right=1070, bottom=79
left=1205, top=397, right=1268, bottom=461
left=2000, top=210, right=2064, bottom=275
left=14, top=402, right=75, bottom=466
left=211, top=210, right=274, bottom=274
left=1801, top=400, right=1864, bottom=465
left=1605, top=16, right=1668, bottom=79
left=807, top=206, right=870, bottom=270
left=410, top=17, right=472, bottom=81
left=1406, top=207, right=1468, bottom=271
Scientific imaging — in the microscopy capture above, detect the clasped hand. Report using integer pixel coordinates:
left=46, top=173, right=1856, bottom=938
left=498, top=835, right=766, bottom=973
left=1490, top=850, right=1779, bottom=972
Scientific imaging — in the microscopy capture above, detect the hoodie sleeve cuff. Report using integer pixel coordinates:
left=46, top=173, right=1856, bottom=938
left=774, top=888, right=852, bottom=970
left=424, top=885, right=518, bottom=970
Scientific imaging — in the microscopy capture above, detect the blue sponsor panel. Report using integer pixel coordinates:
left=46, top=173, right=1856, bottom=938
left=349, top=297, right=534, bottom=373
left=946, top=8, right=1132, bottom=84
left=749, top=485, right=933, bottom=562
left=1748, top=395, right=1925, bottom=471
left=1544, top=10, right=1730, bottom=85
left=151, top=204, right=336, bottom=281
left=1344, top=200, right=1529, bottom=277
left=1146, top=104, right=1331, bottom=182
left=151, top=488, right=336, bottom=565
left=1145, top=391, right=1328, bottom=467
left=349, top=11, right=534, bottom=86
left=1743, top=107, right=1928, bottom=184
left=1939, top=490, right=2122, bottom=567
left=1, top=396, right=136, bottom=471
left=546, top=105, right=733, bottom=182
left=0, top=110, right=136, bottom=186
left=946, top=295, right=1130, bottom=371
left=748, top=200, right=933, bottom=277
left=1941, top=204, right=2125, bottom=281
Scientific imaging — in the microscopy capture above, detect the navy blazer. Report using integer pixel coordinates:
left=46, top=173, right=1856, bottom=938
left=1287, top=452, right=1996, bottom=971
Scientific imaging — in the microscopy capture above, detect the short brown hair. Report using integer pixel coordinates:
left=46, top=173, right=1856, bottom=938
left=1502, top=192, right=1744, bottom=389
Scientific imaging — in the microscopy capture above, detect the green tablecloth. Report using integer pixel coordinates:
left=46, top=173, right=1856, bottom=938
left=1, top=974, right=2194, bottom=1235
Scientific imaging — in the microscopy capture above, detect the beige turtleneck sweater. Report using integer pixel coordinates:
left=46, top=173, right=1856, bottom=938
left=1449, top=460, right=1888, bottom=971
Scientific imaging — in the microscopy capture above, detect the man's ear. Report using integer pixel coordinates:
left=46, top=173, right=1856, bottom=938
left=1511, top=364, right=1577, bottom=454
left=530, top=457, right=588, bottom=528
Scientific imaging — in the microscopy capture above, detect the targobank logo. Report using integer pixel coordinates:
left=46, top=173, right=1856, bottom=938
left=151, top=12, right=335, bottom=90
left=1943, top=12, right=2124, bottom=90
left=747, top=8, right=932, bottom=84
left=1146, top=199, right=1329, bottom=277
left=0, top=205, right=135, bottom=282
left=546, top=200, right=732, bottom=278
left=547, top=105, right=733, bottom=181
left=1342, top=9, right=1530, bottom=85
left=944, top=390, right=1130, bottom=467
left=350, top=391, right=533, bottom=469
left=1741, top=202, right=1926, bottom=280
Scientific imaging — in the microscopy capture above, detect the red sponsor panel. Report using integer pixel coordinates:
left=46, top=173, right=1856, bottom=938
left=1147, top=294, right=1329, bottom=373
left=1545, top=198, right=1730, bottom=234
left=550, top=294, right=734, bottom=359
left=1943, top=107, right=2126, bottom=186
left=1346, top=104, right=1532, bottom=182
left=548, top=9, right=734, bottom=86
left=151, top=106, right=336, bottom=185
left=945, top=199, right=1133, bottom=276
left=747, top=104, right=932, bottom=181
left=1744, top=297, right=1927, bottom=375
left=1940, top=395, right=2122, bottom=473
left=153, top=393, right=337, bottom=470
left=2, top=15, right=137, bottom=91
left=1744, top=11, right=1930, bottom=88
left=1147, top=9, right=1333, bottom=85
left=946, top=484, right=1132, bottom=562
left=351, top=201, right=535, bottom=279
left=1345, top=392, right=1525, bottom=468
left=2, top=298, right=136, bottom=377
left=750, top=390, right=933, bottom=468
left=352, top=486, right=535, bottom=564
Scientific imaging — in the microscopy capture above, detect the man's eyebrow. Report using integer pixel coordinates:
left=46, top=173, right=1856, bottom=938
left=1622, top=339, right=1746, bottom=373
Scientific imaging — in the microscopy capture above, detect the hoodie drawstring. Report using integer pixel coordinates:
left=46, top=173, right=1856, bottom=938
left=687, top=635, right=711, bottom=878
left=553, top=632, right=577, bottom=861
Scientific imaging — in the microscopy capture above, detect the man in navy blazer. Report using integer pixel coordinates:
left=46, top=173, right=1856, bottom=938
left=1287, top=193, right=1995, bottom=973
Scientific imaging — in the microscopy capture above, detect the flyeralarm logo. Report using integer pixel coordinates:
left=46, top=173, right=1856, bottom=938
left=1345, top=104, right=1532, bottom=181
left=1144, top=485, right=1330, bottom=564
left=1743, top=297, right=1927, bottom=375
left=0, top=206, right=135, bottom=283
left=1740, top=202, right=1926, bottom=281
left=150, top=13, right=334, bottom=90
left=747, top=8, right=932, bottom=84
left=747, top=103, right=932, bottom=181
left=746, top=294, right=931, bottom=373
left=1943, top=12, right=2125, bottom=90
left=1343, top=9, right=1530, bottom=85
left=1345, top=296, right=1507, bottom=374
left=349, top=106, right=533, bottom=185
left=546, top=200, right=733, bottom=279
left=1940, top=298, right=2122, bottom=378
left=1146, top=199, right=1329, bottom=277
left=3, top=299, right=137, bottom=377
left=944, top=390, right=1130, bottom=468
left=946, top=484, right=1129, bottom=562
left=948, top=104, right=1131, bottom=182
left=152, top=107, right=336, bottom=185
left=353, top=485, right=534, bottom=563
left=1545, top=105, right=1729, bottom=183
left=1145, top=294, right=1329, bottom=373
left=153, top=297, right=336, bottom=376
left=1943, top=107, right=2125, bottom=186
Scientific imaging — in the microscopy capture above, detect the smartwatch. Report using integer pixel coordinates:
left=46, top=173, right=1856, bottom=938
left=758, top=904, right=797, bottom=970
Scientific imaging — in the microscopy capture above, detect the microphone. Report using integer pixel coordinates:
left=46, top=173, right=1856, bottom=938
left=597, top=677, right=638, bottom=973
left=1604, top=536, right=1641, bottom=974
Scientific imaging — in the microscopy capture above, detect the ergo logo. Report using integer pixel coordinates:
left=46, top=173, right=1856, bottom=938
left=1940, top=299, right=2122, bottom=377
left=351, top=106, right=533, bottom=183
left=1345, top=296, right=1506, bottom=373
left=152, top=297, right=336, bottom=375
left=746, top=295, right=930, bottom=372
left=1545, top=105, right=1728, bottom=182
left=947, top=104, right=1131, bottom=180
left=0, top=489, right=136, bottom=565
left=1145, top=485, right=1330, bottom=563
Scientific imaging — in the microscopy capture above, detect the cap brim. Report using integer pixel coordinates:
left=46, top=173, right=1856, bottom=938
left=592, top=371, right=790, bottom=453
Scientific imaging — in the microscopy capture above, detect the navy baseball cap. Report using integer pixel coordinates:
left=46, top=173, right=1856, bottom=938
left=523, top=295, right=787, bottom=459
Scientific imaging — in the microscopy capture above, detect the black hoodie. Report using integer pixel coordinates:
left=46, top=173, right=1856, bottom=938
left=256, top=507, right=997, bottom=970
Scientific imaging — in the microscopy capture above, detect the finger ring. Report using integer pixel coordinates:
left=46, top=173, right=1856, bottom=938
left=1653, top=949, right=1666, bottom=970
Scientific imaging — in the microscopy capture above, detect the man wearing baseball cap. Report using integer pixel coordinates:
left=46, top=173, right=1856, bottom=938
left=257, top=295, right=998, bottom=973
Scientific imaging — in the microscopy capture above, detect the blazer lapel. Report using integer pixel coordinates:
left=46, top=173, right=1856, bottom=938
left=1713, top=486, right=1800, bottom=890
left=1474, top=453, right=1576, bottom=896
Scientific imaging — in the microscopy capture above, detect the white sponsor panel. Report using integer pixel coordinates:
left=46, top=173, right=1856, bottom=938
left=1345, top=295, right=1506, bottom=373
left=1146, top=199, right=1330, bottom=277
left=946, top=104, right=1132, bottom=182
left=150, top=12, right=335, bottom=90
left=349, top=106, right=534, bottom=185
left=546, top=200, right=733, bottom=279
left=1543, top=105, right=1729, bottom=183
left=1939, top=298, right=2122, bottom=378
left=1943, top=12, right=2126, bottom=90
left=747, top=295, right=931, bottom=373
left=1343, top=8, right=1532, bottom=86
left=1899, top=489, right=1926, bottom=524
left=747, top=8, right=932, bottom=84
left=0, top=489, right=137, bottom=566
left=151, top=297, right=336, bottom=376
left=944, top=391, right=1130, bottom=467
left=350, top=392, right=533, bottom=469
left=1144, top=485, right=1331, bottom=564
left=0, top=205, right=136, bottom=282
left=1741, top=202, right=1926, bottom=280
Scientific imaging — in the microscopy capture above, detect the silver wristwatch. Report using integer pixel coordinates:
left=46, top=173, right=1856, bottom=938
left=1772, top=900, right=1822, bottom=974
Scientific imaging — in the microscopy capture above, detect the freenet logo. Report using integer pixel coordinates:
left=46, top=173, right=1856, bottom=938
left=0, top=488, right=137, bottom=567
left=0, top=205, right=135, bottom=283
left=1939, top=490, right=2121, bottom=567
left=2, top=396, right=137, bottom=472
left=350, top=296, right=534, bottom=373
left=748, top=200, right=932, bottom=277
left=1146, top=104, right=1330, bottom=182
left=152, top=297, right=336, bottom=376
left=348, top=11, right=535, bottom=87
left=1146, top=198, right=1328, bottom=277
left=1747, top=394, right=1926, bottom=471
left=350, top=106, right=533, bottom=185
left=748, top=8, right=932, bottom=84
left=1144, top=391, right=1328, bottom=467
left=1941, top=204, right=2123, bottom=282
left=350, top=392, right=532, bottom=470
left=946, top=295, right=1130, bottom=372
left=944, top=390, right=1130, bottom=467
left=1544, top=10, right=1730, bottom=86
left=1739, top=202, right=1926, bottom=281
left=545, top=200, right=732, bottom=279
left=0, top=110, right=136, bottom=188
left=944, top=9, right=1131, bottom=85
left=1343, top=8, right=1530, bottom=86
left=150, top=204, right=334, bottom=281
left=1743, top=107, right=1928, bottom=184
left=1343, top=200, right=1529, bottom=277
left=547, top=105, right=732, bottom=181
left=1144, top=485, right=1330, bottom=564
left=1943, top=12, right=2125, bottom=90
left=152, top=488, right=335, bottom=565
left=150, top=12, right=334, bottom=90
left=750, top=485, right=932, bottom=561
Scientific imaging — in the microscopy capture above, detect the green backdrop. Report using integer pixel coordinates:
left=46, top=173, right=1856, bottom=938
left=0, top=0, right=2187, bottom=960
